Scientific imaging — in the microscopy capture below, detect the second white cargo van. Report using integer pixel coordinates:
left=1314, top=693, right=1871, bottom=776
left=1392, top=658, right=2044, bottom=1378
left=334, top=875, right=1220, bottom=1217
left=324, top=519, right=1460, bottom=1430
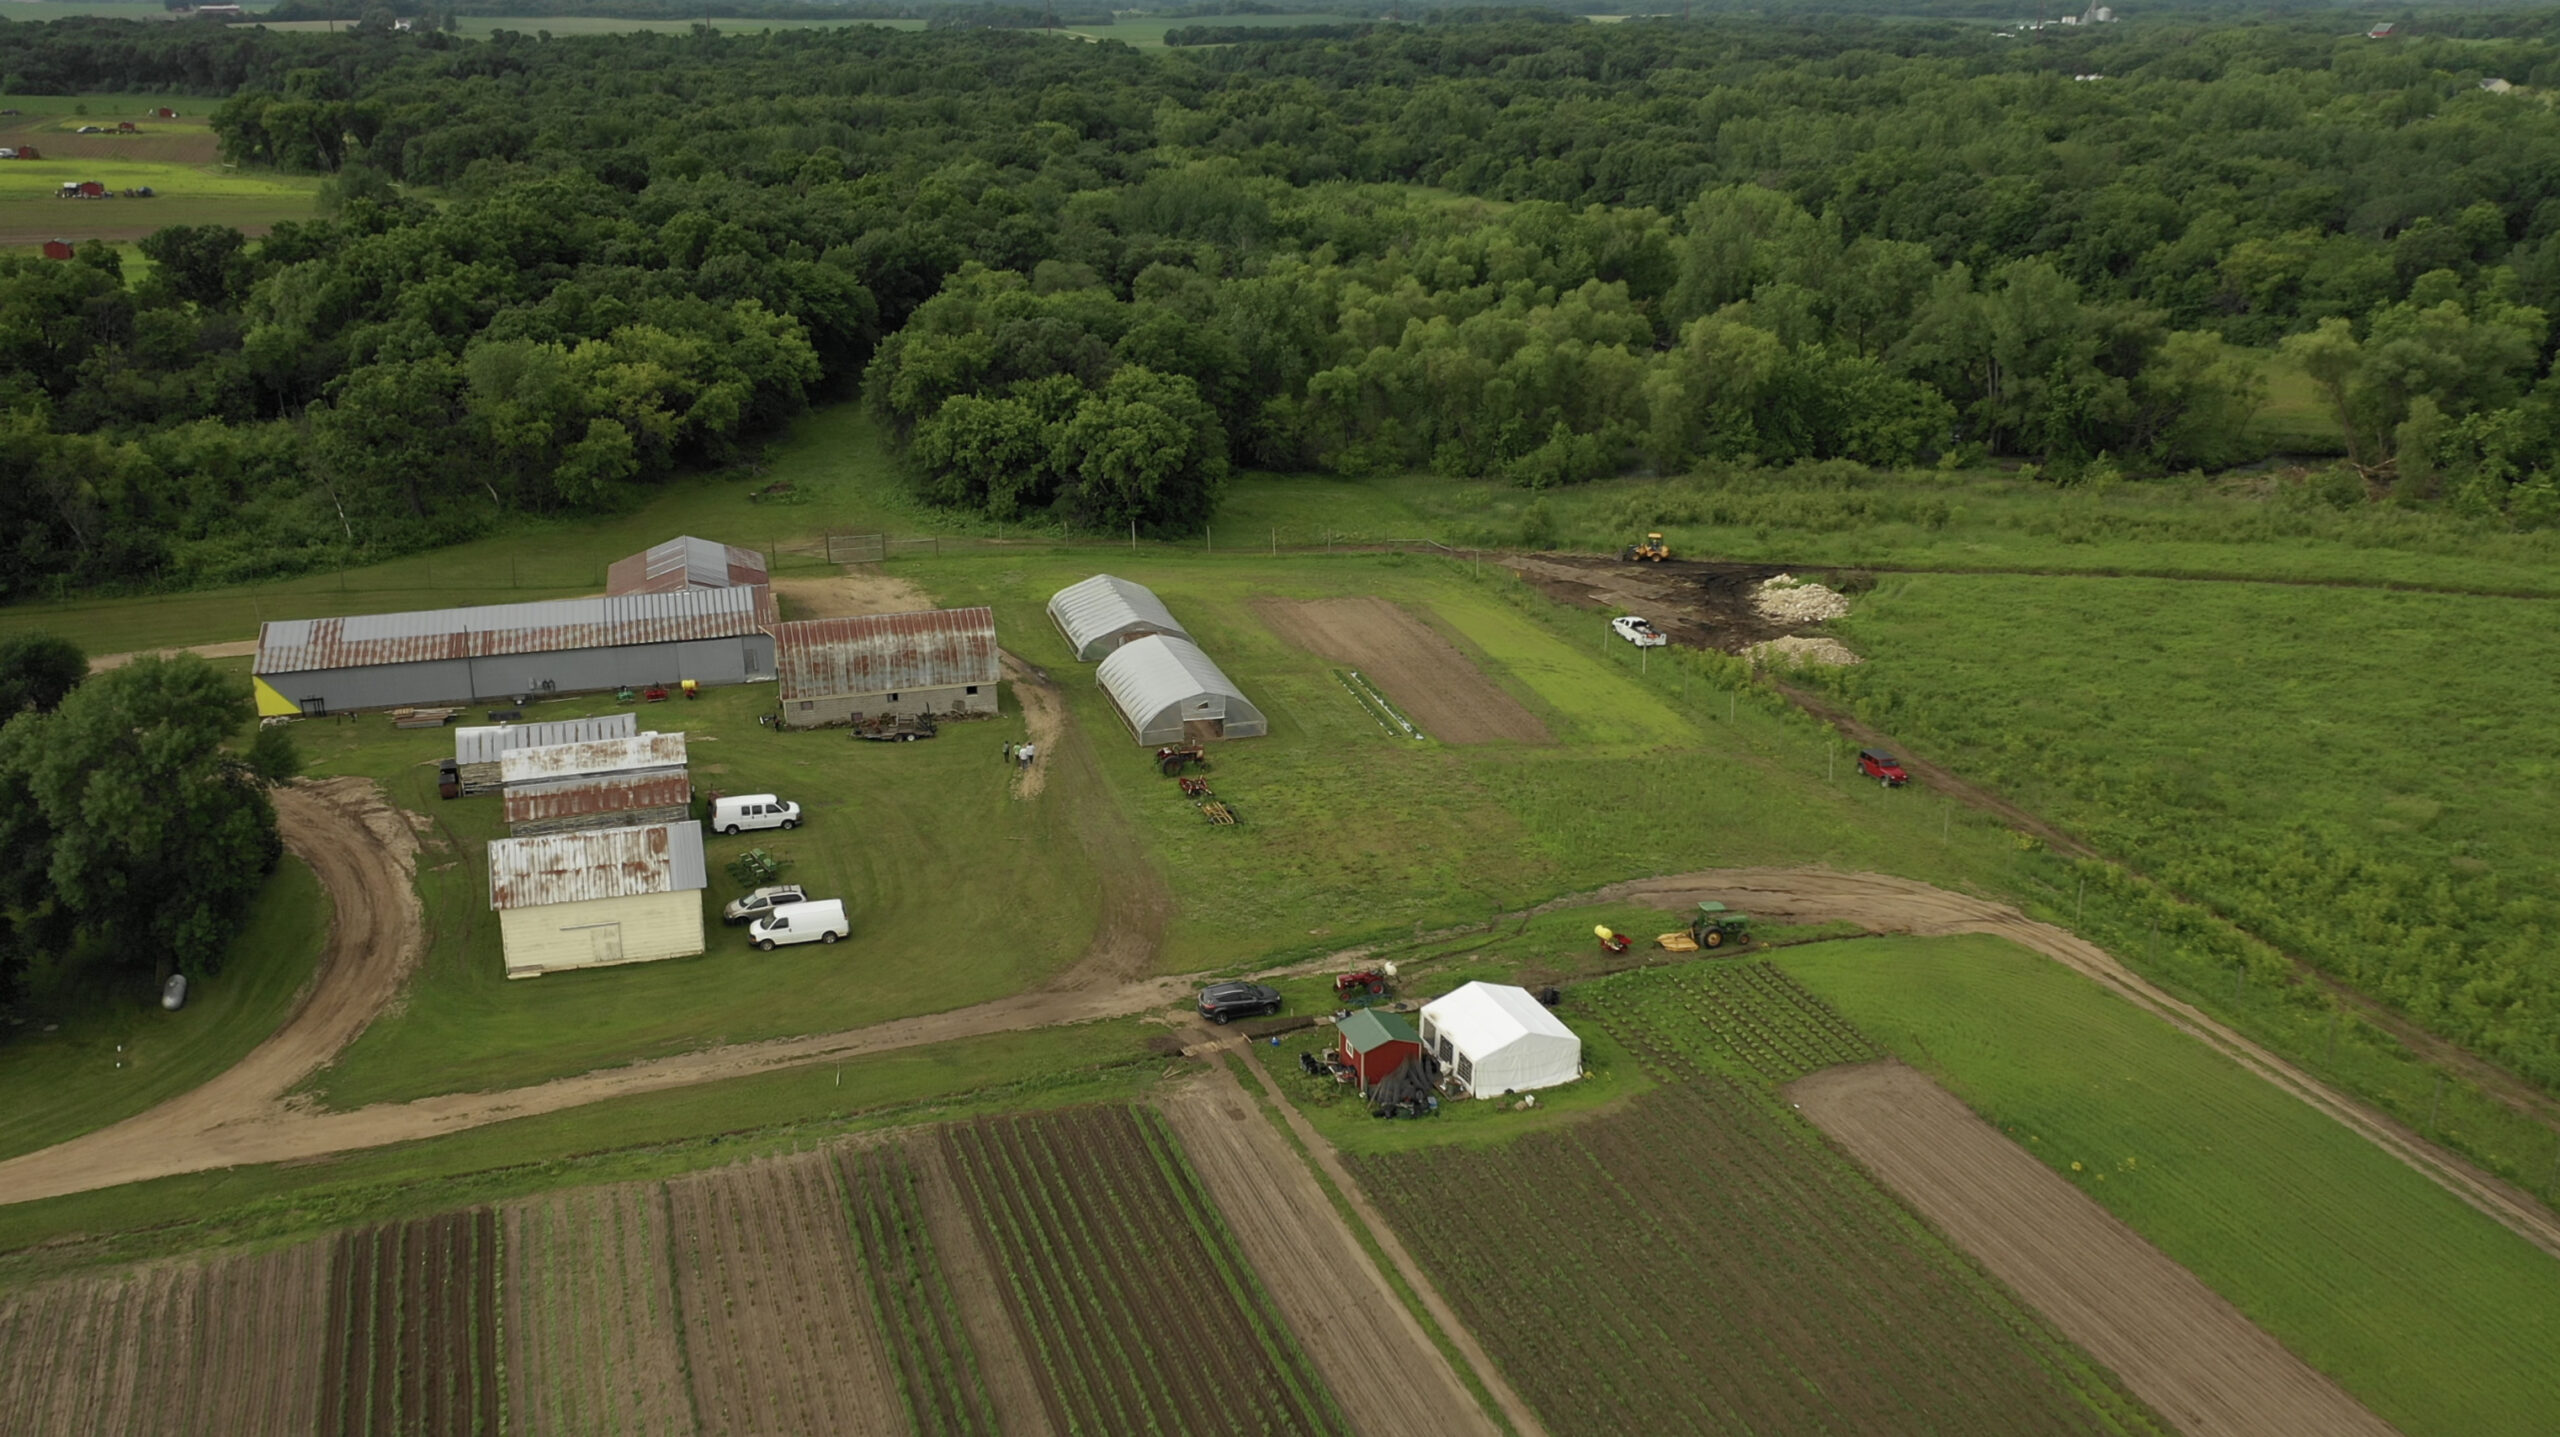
left=748, top=898, right=848, bottom=950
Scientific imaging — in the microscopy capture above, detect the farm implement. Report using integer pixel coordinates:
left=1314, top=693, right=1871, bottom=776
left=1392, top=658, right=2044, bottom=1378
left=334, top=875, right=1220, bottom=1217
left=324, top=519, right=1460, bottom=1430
left=1156, top=744, right=1209, bottom=776
left=853, top=713, right=939, bottom=742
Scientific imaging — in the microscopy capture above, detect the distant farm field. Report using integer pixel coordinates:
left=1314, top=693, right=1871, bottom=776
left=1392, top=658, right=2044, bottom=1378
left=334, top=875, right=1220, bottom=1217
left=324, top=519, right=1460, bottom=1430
left=1784, top=934, right=2560, bottom=1437
left=0, top=99, right=317, bottom=250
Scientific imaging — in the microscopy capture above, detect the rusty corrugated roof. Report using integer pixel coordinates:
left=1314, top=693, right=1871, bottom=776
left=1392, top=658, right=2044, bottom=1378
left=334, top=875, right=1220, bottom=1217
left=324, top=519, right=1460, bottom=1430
left=455, top=714, right=639, bottom=767
left=503, top=771, right=694, bottom=828
left=604, top=536, right=771, bottom=595
left=500, top=732, right=688, bottom=786
left=255, top=587, right=777, bottom=676
left=487, top=821, right=707, bottom=909
left=773, top=608, right=999, bottom=702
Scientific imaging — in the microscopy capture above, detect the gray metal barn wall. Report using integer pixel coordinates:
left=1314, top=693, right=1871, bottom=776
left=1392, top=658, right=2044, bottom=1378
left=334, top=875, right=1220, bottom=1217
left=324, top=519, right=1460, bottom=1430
left=782, top=683, right=997, bottom=730
left=284, top=635, right=774, bottom=713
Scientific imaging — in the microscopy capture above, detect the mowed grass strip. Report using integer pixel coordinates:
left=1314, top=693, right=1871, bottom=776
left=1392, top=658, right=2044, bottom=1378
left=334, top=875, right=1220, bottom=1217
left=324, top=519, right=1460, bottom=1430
left=0, top=856, right=327, bottom=1164
left=1781, top=933, right=2560, bottom=1437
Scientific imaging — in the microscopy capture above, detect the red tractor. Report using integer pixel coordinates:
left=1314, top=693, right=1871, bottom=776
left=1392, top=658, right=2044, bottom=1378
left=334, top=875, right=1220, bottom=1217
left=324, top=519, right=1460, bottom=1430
left=1156, top=744, right=1209, bottom=777
left=1334, top=970, right=1390, bottom=1001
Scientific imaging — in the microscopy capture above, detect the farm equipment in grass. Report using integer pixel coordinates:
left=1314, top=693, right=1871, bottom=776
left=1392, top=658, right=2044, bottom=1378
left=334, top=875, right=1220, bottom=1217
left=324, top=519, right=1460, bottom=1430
left=1595, top=924, right=1632, bottom=954
left=1334, top=970, right=1391, bottom=1003
left=1621, top=532, right=1671, bottom=562
left=1178, top=776, right=1213, bottom=798
left=1156, top=744, right=1209, bottom=776
left=1197, top=799, right=1239, bottom=825
left=853, top=713, right=938, bottom=742
left=1689, top=901, right=1753, bottom=949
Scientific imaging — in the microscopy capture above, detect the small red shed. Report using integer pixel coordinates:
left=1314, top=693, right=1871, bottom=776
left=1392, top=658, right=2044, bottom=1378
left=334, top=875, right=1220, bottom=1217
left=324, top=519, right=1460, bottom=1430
left=151, top=107, right=178, bottom=119
left=15, top=145, right=38, bottom=160
left=117, top=121, right=136, bottom=133
left=1336, top=1009, right=1424, bottom=1092
left=41, top=240, right=74, bottom=261
left=78, top=181, right=106, bottom=197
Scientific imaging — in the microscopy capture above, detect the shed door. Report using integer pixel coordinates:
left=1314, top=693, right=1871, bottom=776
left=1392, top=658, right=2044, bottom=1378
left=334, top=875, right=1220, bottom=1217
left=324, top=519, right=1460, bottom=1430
left=1183, top=718, right=1224, bottom=742
left=590, top=924, right=623, bottom=965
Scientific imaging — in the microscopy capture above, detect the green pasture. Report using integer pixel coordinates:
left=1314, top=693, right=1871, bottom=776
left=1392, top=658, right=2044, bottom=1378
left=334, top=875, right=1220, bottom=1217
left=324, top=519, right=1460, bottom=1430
left=1783, top=933, right=2560, bottom=1437
left=0, top=857, right=326, bottom=1164
left=0, top=1015, right=1165, bottom=1284
left=1819, top=571, right=2560, bottom=1086
left=2241, top=343, right=2350, bottom=456
left=1058, top=12, right=1363, bottom=47
left=290, top=677, right=1104, bottom=1108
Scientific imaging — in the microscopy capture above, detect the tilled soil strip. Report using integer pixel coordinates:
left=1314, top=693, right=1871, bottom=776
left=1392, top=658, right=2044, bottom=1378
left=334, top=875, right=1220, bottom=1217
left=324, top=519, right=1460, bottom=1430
left=1791, top=1061, right=2399, bottom=1437
left=1158, top=1066, right=1503, bottom=1437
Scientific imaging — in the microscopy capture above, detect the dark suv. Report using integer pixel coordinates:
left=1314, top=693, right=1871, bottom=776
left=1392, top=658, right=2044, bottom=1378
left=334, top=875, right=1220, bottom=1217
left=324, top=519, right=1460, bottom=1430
left=1199, top=982, right=1283, bottom=1024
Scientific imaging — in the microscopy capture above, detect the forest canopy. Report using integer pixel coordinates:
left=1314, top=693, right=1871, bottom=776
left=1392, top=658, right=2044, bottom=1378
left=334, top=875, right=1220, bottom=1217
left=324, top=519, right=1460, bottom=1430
left=6, top=10, right=2560, bottom=598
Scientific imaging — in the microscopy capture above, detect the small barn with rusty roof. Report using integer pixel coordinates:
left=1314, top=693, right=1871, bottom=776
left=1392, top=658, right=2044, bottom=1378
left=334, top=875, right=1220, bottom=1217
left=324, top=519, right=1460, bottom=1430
left=487, top=820, right=707, bottom=978
left=771, top=607, right=1000, bottom=730
left=605, top=535, right=770, bottom=596
left=500, top=731, right=692, bottom=836
left=254, top=587, right=777, bottom=715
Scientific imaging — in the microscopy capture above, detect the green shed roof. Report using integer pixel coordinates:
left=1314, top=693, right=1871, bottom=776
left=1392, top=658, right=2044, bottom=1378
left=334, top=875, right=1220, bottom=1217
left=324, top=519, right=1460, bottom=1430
left=1338, top=1009, right=1419, bottom=1053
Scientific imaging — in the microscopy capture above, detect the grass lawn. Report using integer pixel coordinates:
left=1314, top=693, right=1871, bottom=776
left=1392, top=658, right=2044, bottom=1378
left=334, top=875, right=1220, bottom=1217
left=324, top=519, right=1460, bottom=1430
left=289, top=677, right=1105, bottom=1107
left=1814, top=570, right=2560, bottom=1088
left=1781, top=932, right=2560, bottom=1437
left=0, top=857, right=326, bottom=1164
left=2242, top=343, right=2350, bottom=456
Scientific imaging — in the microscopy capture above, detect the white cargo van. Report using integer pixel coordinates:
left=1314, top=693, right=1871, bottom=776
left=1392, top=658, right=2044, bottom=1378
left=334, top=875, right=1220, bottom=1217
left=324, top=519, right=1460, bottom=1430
left=712, top=793, right=801, bottom=834
left=749, top=899, right=848, bottom=950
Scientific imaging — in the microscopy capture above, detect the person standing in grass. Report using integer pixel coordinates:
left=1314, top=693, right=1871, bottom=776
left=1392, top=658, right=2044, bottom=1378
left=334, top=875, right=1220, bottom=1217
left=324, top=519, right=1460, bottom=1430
left=1022, top=742, right=1037, bottom=769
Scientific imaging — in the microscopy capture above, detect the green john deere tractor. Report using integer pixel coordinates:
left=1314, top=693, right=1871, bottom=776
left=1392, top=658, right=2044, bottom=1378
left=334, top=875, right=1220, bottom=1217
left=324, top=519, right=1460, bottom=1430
left=1690, top=901, right=1753, bottom=950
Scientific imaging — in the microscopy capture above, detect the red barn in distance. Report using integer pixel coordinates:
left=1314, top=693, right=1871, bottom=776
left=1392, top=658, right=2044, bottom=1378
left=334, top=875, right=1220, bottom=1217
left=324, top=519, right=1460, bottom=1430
left=116, top=121, right=136, bottom=133
left=1336, top=1009, right=1424, bottom=1093
left=41, top=240, right=74, bottom=260
left=150, top=107, right=179, bottom=119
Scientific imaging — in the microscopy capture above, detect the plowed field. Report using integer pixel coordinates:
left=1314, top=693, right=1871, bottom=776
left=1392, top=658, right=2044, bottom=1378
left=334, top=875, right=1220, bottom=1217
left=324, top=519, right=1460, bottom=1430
left=941, top=1106, right=1353, bottom=1436
left=0, top=1243, right=329, bottom=1437
left=1790, top=1060, right=2397, bottom=1437
left=1351, top=1079, right=2165, bottom=1437
left=319, top=1208, right=502, bottom=1437
left=504, top=1184, right=692, bottom=1437
left=1257, top=596, right=1551, bottom=743
left=664, top=1151, right=907, bottom=1435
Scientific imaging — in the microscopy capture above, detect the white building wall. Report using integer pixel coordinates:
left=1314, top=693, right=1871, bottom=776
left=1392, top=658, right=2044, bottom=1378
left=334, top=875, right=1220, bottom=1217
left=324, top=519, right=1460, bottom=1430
left=499, top=890, right=705, bottom=978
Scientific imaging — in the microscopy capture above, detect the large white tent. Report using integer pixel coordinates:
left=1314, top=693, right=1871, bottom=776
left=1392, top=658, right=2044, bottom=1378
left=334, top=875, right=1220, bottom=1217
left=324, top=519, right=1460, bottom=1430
left=1417, top=982, right=1582, bottom=1099
left=1048, top=574, right=1193, bottom=661
left=1095, top=634, right=1268, bottom=745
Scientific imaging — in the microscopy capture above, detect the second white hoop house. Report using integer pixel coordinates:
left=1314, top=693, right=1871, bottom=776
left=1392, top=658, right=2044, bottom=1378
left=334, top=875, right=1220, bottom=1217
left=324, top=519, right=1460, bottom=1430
left=1096, top=634, right=1268, bottom=745
left=1048, top=574, right=1192, bottom=661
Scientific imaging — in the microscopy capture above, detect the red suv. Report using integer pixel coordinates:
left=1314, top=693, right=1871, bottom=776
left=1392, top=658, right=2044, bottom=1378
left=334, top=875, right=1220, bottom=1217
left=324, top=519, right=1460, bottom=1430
left=1858, top=748, right=1910, bottom=787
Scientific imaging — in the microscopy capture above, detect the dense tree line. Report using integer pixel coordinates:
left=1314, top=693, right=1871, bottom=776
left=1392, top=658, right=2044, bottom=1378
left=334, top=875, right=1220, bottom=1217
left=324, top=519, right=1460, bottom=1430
left=0, top=646, right=293, bottom=1004
left=6, top=12, right=2560, bottom=594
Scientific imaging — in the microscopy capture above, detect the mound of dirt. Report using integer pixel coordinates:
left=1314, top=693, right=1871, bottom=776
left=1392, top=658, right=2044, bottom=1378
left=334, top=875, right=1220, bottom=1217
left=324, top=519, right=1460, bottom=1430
left=1749, top=636, right=1862, bottom=667
left=1754, top=574, right=1852, bottom=624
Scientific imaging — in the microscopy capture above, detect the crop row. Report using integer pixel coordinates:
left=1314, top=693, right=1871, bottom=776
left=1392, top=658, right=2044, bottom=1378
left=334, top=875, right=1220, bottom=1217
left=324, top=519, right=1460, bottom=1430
left=319, top=1208, right=502, bottom=1437
left=839, top=1143, right=1000, bottom=1436
left=941, top=1106, right=1350, bottom=1437
left=1348, top=1079, right=2156, bottom=1437
left=1580, top=959, right=1876, bottom=1082
left=502, top=1185, right=692, bottom=1437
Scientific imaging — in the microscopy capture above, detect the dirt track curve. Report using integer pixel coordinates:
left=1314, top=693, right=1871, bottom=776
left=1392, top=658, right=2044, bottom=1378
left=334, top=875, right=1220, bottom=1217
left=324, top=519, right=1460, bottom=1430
left=7, top=859, right=2560, bottom=1278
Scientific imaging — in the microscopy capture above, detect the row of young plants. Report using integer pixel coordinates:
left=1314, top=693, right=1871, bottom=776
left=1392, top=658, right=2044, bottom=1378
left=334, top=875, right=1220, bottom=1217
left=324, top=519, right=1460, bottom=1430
left=942, top=1107, right=1349, bottom=1436
left=837, top=1145, right=999, bottom=1437
left=1576, top=959, right=1878, bottom=1083
left=319, top=1209, right=502, bottom=1437
left=1348, top=1080, right=2157, bottom=1437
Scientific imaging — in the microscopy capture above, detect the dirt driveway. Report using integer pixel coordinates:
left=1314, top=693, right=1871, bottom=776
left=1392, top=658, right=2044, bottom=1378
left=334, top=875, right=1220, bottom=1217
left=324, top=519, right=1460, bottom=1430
left=0, top=779, right=425, bottom=1203
left=1793, top=1061, right=2397, bottom=1437
left=87, top=640, right=259, bottom=673
left=9, top=851, right=2556, bottom=1283
left=1255, top=596, right=1550, bottom=744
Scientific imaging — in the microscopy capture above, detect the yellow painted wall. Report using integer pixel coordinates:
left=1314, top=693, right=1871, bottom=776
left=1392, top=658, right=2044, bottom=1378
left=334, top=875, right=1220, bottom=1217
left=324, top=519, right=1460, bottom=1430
left=499, top=891, right=705, bottom=978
